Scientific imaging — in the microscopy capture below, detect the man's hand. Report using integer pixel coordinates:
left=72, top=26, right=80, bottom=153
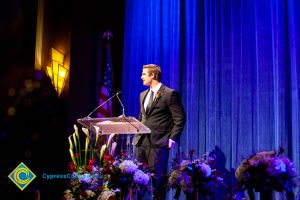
left=168, top=139, right=176, bottom=149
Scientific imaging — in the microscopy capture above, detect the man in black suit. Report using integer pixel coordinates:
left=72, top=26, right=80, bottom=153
left=133, top=64, right=186, bottom=200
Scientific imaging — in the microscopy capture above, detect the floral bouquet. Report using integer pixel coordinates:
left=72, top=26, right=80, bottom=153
left=168, top=149, right=224, bottom=199
left=235, top=147, right=299, bottom=199
left=100, top=153, right=150, bottom=199
left=64, top=158, right=105, bottom=200
left=62, top=125, right=150, bottom=200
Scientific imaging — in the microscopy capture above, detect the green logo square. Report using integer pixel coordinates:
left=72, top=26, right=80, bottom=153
left=8, top=162, right=36, bottom=191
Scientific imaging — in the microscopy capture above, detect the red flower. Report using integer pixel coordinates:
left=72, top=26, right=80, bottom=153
left=101, top=167, right=111, bottom=175
left=74, top=153, right=81, bottom=159
left=68, top=162, right=76, bottom=172
left=80, top=190, right=88, bottom=198
left=121, top=151, right=127, bottom=158
left=86, top=164, right=94, bottom=172
left=138, top=162, right=150, bottom=172
left=154, top=92, right=163, bottom=102
left=103, top=154, right=111, bottom=162
left=89, top=158, right=96, bottom=165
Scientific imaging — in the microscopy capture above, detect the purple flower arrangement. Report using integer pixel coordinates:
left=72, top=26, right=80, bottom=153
left=235, top=147, right=299, bottom=199
left=168, top=149, right=224, bottom=199
left=103, top=156, right=150, bottom=198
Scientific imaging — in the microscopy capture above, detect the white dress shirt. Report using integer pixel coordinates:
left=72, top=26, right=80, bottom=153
left=144, top=82, right=162, bottom=111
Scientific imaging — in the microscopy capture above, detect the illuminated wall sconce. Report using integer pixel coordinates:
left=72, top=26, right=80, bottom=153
left=46, top=47, right=68, bottom=97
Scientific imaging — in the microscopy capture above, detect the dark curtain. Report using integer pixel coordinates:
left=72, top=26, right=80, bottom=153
left=122, top=0, right=300, bottom=199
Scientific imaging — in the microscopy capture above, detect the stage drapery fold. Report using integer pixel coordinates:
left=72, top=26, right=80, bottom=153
left=122, top=0, right=300, bottom=199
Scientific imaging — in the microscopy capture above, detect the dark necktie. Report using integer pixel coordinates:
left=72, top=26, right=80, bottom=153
left=146, top=90, right=154, bottom=113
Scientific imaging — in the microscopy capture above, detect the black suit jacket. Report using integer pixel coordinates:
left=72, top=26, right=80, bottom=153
left=133, top=85, right=186, bottom=147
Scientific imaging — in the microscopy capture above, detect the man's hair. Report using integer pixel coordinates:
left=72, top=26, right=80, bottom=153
left=143, top=64, right=161, bottom=81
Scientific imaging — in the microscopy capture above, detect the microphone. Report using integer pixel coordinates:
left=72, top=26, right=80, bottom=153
left=115, top=92, right=139, bottom=133
left=114, top=92, right=139, bottom=144
left=116, top=92, right=125, bottom=117
left=85, top=91, right=122, bottom=118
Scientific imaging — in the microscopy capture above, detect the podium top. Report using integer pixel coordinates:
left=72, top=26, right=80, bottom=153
left=77, top=116, right=151, bottom=135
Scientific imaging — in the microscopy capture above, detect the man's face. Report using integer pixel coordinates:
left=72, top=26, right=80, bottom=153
left=141, top=68, right=154, bottom=86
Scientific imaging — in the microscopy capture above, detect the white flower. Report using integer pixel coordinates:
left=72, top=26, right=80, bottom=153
left=82, top=127, right=90, bottom=138
left=63, top=189, right=74, bottom=199
left=179, top=160, right=190, bottom=170
left=107, top=133, right=115, bottom=147
left=133, top=169, right=150, bottom=185
left=274, top=159, right=286, bottom=173
left=97, top=190, right=116, bottom=200
left=119, top=160, right=138, bottom=174
left=110, top=142, right=117, bottom=156
left=199, top=163, right=212, bottom=178
left=85, top=190, right=96, bottom=197
left=267, top=157, right=286, bottom=175
left=99, top=144, right=107, bottom=159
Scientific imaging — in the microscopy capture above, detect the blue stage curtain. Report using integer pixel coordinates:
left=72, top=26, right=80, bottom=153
left=122, top=0, right=300, bottom=199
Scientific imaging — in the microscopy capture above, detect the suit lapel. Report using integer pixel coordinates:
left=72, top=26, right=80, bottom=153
left=146, top=85, right=165, bottom=117
left=141, top=90, right=149, bottom=115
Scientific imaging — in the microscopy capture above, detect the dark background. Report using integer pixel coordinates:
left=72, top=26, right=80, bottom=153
left=0, top=0, right=125, bottom=199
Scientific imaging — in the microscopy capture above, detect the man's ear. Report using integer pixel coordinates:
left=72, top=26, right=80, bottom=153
left=150, top=72, right=155, bottom=79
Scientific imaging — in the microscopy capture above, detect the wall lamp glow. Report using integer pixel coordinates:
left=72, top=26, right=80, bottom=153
left=46, top=47, right=68, bottom=97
